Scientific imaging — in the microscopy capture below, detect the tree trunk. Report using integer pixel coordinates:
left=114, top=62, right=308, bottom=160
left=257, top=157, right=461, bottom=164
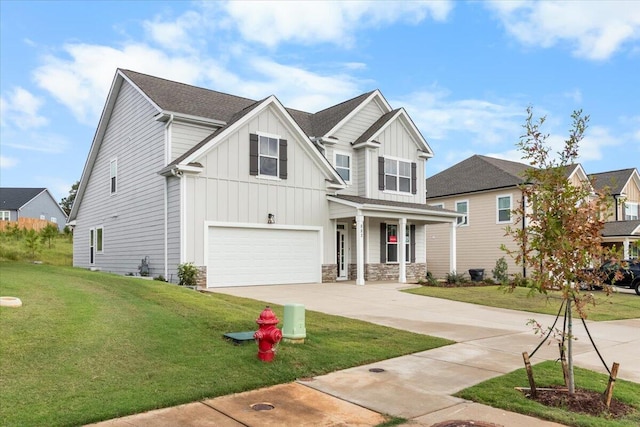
left=567, top=298, right=575, bottom=395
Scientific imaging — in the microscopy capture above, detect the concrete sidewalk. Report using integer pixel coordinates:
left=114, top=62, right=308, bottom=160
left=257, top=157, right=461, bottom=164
left=88, top=282, right=639, bottom=427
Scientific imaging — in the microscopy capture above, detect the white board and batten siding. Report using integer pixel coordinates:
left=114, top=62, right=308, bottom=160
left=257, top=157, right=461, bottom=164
left=206, top=223, right=322, bottom=286
left=73, top=81, right=168, bottom=277
left=181, top=105, right=332, bottom=286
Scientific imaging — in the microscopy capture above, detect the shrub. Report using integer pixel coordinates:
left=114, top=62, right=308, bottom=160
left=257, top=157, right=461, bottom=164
left=177, top=262, right=199, bottom=287
left=492, top=257, right=509, bottom=284
left=23, top=229, right=40, bottom=260
left=445, top=271, right=467, bottom=286
left=154, top=275, right=167, bottom=282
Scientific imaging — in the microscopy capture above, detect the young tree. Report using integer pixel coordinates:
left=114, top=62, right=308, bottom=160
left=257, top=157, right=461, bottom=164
left=40, top=223, right=59, bottom=248
left=60, top=181, right=79, bottom=216
left=504, top=107, right=616, bottom=395
left=23, top=229, right=41, bottom=260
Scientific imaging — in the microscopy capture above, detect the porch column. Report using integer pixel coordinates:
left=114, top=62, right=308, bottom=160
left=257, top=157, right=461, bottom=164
left=449, top=220, right=457, bottom=274
left=356, top=212, right=365, bottom=285
left=623, top=238, right=630, bottom=259
left=399, top=217, right=407, bottom=283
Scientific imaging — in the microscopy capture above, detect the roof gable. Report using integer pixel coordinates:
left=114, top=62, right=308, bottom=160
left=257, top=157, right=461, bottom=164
left=590, top=168, right=640, bottom=195
left=426, top=155, right=531, bottom=199
left=0, top=188, right=47, bottom=210
left=318, top=90, right=391, bottom=138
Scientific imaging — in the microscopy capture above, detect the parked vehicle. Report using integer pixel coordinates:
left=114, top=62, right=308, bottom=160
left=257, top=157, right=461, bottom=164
left=601, top=259, right=640, bottom=295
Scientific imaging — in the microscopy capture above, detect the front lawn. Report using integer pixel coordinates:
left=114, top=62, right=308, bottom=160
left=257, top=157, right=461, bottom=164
left=0, top=262, right=452, bottom=427
left=405, top=285, right=640, bottom=321
left=456, top=361, right=640, bottom=427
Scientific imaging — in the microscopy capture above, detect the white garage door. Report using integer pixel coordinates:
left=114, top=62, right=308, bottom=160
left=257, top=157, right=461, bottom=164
left=207, top=225, right=322, bottom=287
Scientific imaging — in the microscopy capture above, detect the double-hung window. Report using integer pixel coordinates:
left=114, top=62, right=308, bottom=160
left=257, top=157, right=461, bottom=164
left=386, top=224, right=411, bottom=263
left=259, top=135, right=279, bottom=177
left=0, top=211, right=10, bottom=221
left=384, top=158, right=412, bottom=193
left=335, top=153, right=351, bottom=182
left=625, top=202, right=639, bottom=220
left=110, top=159, right=117, bottom=194
left=497, top=195, right=512, bottom=223
left=456, top=200, right=468, bottom=226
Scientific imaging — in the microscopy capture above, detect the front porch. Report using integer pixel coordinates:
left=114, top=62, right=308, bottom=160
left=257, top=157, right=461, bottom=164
left=327, top=195, right=462, bottom=285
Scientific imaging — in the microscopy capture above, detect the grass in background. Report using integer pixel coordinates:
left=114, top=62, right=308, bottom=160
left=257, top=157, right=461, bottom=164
left=456, top=361, right=640, bottom=427
left=0, top=262, right=453, bottom=427
left=405, top=285, right=640, bottom=321
left=0, top=233, right=72, bottom=266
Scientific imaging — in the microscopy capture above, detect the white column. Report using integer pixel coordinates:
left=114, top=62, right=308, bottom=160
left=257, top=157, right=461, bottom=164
left=623, top=238, right=630, bottom=259
left=399, top=217, right=407, bottom=283
left=450, top=220, right=457, bottom=274
left=356, top=212, right=365, bottom=285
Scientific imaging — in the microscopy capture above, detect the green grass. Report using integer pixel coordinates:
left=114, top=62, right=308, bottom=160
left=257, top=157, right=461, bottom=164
left=456, top=361, right=640, bottom=427
left=0, top=262, right=453, bottom=427
left=404, top=285, right=640, bottom=321
left=0, top=234, right=73, bottom=266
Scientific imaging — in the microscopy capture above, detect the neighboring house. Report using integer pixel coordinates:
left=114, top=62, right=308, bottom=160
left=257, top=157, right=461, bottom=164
left=68, top=69, right=461, bottom=287
left=591, top=168, right=640, bottom=259
left=425, top=156, right=640, bottom=280
left=424, top=155, right=532, bottom=279
left=0, top=188, right=67, bottom=232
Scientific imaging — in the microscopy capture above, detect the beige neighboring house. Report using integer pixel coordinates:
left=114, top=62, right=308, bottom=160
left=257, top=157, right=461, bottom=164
left=590, top=168, right=640, bottom=259
left=422, top=154, right=628, bottom=280
left=424, top=155, right=531, bottom=279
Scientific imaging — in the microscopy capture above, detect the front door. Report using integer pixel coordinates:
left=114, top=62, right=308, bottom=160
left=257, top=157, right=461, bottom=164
left=336, top=224, right=347, bottom=280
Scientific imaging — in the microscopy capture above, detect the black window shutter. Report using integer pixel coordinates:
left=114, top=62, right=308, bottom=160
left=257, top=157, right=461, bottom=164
left=249, top=134, right=258, bottom=176
left=378, top=157, right=385, bottom=190
left=411, top=162, right=417, bottom=194
left=279, top=139, right=288, bottom=179
left=410, top=224, right=416, bottom=263
left=380, top=222, right=387, bottom=263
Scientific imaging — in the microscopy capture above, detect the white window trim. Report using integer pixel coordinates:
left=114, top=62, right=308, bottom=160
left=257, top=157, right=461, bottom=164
left=456, top=200, right=469, bottom=226
left=384, top=155, right=412, bottom=195
left=625, top=202, right=639, bottom=220
left=257, top=132, right=280, bottom=178
left=0, top=211, right=10, bottom=221
left=385, top=223, right=411, bottom=264
left=334, top=150, right=351, bottom=183
left=110, top=158, right=118, bottom=195
left=95, top=226, right=104, bottom=254
left=496, top=194, right=513, bottom=224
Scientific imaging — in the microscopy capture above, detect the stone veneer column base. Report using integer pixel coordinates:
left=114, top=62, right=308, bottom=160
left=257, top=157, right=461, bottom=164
left=347, top=263, right=428, bottom=282
left=322, top=264, right=337, bottom=283
left=196, top=265, right=207, bottom=288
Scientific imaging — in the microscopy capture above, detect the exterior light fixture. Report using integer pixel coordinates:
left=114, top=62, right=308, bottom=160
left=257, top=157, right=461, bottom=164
left=268, top=213, right=275, bottom=224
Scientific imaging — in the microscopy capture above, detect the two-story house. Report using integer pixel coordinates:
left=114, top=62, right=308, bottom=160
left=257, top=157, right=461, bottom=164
left=68, top=69, right=461, bottom=287
left=0, top=187, right=68, bottom=232
left=591, top=168, right=640, bottom=259
left=424, top=155, right=639, bottom=280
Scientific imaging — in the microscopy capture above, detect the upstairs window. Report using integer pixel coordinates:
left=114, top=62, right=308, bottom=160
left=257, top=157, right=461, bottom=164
left=335, top=153, right=351, bottom=182
left=110, top=159, right=117, bottom=194
left=456, top=200, right=468, bottom=226
left=497, top=195, right=512, bottom=223
left=379, top=157, right=416, bottom=194
left=625, top=202, right=639, bottom=220
left=250, top=133, right=288, bottom=179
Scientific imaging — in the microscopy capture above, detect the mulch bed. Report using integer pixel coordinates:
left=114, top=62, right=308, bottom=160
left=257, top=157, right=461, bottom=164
left=524, top=386, right=635, bottom=418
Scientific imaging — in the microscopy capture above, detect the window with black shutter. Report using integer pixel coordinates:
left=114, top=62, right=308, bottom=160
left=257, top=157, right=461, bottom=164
left=250, top=133, right=287, bottom=179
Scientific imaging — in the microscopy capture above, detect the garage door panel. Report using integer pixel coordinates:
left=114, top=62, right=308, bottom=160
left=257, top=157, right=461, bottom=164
left=208, top=226, right=321, bottom=287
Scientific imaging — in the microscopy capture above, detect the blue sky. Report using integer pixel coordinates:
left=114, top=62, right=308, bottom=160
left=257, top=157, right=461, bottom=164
left=1, top=1, right=639, bottom=203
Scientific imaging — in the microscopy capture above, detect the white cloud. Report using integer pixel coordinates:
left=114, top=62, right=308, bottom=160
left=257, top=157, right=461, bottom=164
left=143, top=10, right=205, bottom=52
left=0, top=156, right=19, bottom=169
left=0, top=87, right=49, bottom=130
left=223, top=1, right=453, bottom=48
left=578, top=125, right=621, bottom=162
left=486, top=0, right=640, bottom=60
left=2, top=130, right=70, bottom=153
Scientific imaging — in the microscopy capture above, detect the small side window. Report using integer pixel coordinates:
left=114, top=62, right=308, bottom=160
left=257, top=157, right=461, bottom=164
left=110, top=159, right=117, bottom=194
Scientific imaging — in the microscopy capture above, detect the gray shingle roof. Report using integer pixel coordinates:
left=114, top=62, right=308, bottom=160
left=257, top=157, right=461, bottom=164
left=120, top=69, right=371, bottom=138
left=426, top=155, right=532, bottom=199
left=331, top=194, right=456, bottom=213
left=590, top=168, right=636, bottom=194
left=354, top=109, right=399, bottom=144
left=602, top=220, right=640, bottom=237
left=0, top=188, right=46, bottom=210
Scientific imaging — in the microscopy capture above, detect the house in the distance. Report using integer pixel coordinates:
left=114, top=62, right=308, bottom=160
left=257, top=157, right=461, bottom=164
left=0, top=187, right=67, bottom=232
left=68, top=69, right=461, bottom=287
left=424, top=155, right=638, bottom=280
left=591, top=168, right=640, bottom=259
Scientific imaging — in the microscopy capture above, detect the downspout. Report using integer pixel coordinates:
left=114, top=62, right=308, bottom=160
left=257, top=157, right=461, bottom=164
left=163, top=114, right=174, bottom=280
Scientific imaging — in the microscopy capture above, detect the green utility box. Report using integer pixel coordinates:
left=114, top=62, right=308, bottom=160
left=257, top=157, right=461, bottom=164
left=282, top=303, right=306, bottom=343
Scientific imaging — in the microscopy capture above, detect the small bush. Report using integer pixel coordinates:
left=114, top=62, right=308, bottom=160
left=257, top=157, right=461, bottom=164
left=445, top=271, right=467, bottom=286
left=492, top=257, right=509, bottom=284
left=154, top=275, right=167, bottom=282
left=177, top=262, right=199, bottom=287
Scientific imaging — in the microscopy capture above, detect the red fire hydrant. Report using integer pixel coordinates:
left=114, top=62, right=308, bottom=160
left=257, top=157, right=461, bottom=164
left=253, top=306, right=282, bottom=362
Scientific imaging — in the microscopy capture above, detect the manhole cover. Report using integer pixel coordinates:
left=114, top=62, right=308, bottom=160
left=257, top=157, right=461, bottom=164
left=431, top=421, right=502, bottom=427
left=251, top=403, right=275, bottom=411
left=369, top=368, right=386, bottom=373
